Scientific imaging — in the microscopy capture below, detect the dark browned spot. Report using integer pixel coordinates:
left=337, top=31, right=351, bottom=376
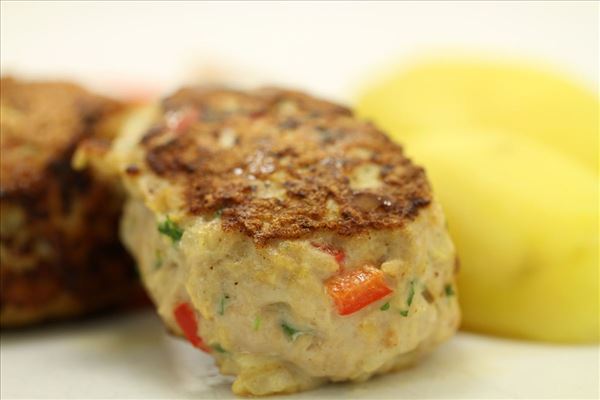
left=125, top=165, right=141, bottom=176
left=421, top=288, right=435, bottom=304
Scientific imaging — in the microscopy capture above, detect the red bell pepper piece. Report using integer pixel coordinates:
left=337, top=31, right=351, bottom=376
left=325, top=265, right=393, bottom=315
left=167, top=107, right=199, bottom=134
left=174, top=302, right=210, bottom=353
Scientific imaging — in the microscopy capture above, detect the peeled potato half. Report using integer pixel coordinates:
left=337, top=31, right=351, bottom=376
left=356, top=57, right=599, bottom=173
left=407, top=132, right=598, bottom=343
left=356, top=57, right=599, bottom=343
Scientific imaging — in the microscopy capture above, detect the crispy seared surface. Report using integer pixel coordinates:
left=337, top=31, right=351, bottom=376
left=0, top=77, right=140, bottom=326
left=140, top=87, right=431, bottom=244
left=0, top=77, right=119, bottom=196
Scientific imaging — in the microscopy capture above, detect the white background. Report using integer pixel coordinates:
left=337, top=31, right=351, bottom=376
left=1, top=1, right=598, bottom=399
left=1, top=1, right=598, bottom=99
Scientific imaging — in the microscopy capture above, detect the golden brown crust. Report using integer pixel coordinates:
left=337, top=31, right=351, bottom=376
left=0, top=77, right=141, bottom=326
left=0, top=77, right=120, bottom=196
left=140, top=87, right=431, bottom=244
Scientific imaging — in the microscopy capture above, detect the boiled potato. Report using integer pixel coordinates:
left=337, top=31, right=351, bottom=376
left=407, top=131, right=598, bottom=343
left=356, top=58, right=599, bottom=172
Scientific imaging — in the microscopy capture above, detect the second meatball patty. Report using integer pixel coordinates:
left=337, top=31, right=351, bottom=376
left=0, top=77, right=141, bottom=327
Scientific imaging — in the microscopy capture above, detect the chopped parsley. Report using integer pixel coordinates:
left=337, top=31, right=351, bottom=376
left=380, top=302, right=390, bottom=311
left=157, top=216, right=183, bottom=243
left=407, top=280, right=416, bottom=306
left=399, top=310, right=409, bottom=317
left=253, top=315, right=262, bottom=331
left=218, top=294, right=230, bottom=316
left=444, top=284, right=455, bottom=297
left=281, top=322, right=303, bottom=341
left=210, top=343, right=227, bottom=353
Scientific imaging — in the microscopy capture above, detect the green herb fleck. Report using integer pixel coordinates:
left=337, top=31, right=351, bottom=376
left=213, top=208, right=223, bottom=219
left=399, top=310, right=409, bottom=317
left=380, top=302, right=390, bottom=311
left=281, top=322, right=302, bottom=341
left=407, top=280, right=416, bottom=306
left=253, top=315, right=262, bottom=331
left=153, top=250, right=163, bottom=269
left=444, top=284, right=455, bottom=297
left=210, top=343, right=227, bottom=353
left=218, top=294, right=230, bottom=316
left=157, top=216, right=183, bottom=243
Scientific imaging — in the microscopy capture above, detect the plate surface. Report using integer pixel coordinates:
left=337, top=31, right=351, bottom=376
left=1, top=311, right=598, bottom=399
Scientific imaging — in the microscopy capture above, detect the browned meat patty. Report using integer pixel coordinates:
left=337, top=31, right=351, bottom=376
left=0, top=77, right=141, bottom=327
left=109, top=86, right=459, bottom=395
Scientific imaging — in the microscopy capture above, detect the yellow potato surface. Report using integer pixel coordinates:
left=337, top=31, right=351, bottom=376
left=356, top=58, right=599, bottom=172
left=407, top=132, right=598, bottom=343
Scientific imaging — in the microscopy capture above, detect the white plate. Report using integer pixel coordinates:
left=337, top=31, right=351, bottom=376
left=1, top=310, right=598, bottom=399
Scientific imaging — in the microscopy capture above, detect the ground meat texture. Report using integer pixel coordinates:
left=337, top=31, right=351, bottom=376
left=112, top=86, right=460, bottom=395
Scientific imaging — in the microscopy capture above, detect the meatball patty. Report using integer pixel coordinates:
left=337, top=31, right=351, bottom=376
left=0, top=77, right=140, bottom=327
left=111, top=87, right=460, bottom=395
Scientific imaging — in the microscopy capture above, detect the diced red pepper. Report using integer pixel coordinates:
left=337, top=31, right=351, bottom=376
left=311, top=242, right=345, bottom=266
left=167, top=107, right=199, bottom=134
left=325, top=265, right=393, bottom=316
left=102, top=80, right=162, bottom=104
left=173, top=302, right=211, bottom=353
